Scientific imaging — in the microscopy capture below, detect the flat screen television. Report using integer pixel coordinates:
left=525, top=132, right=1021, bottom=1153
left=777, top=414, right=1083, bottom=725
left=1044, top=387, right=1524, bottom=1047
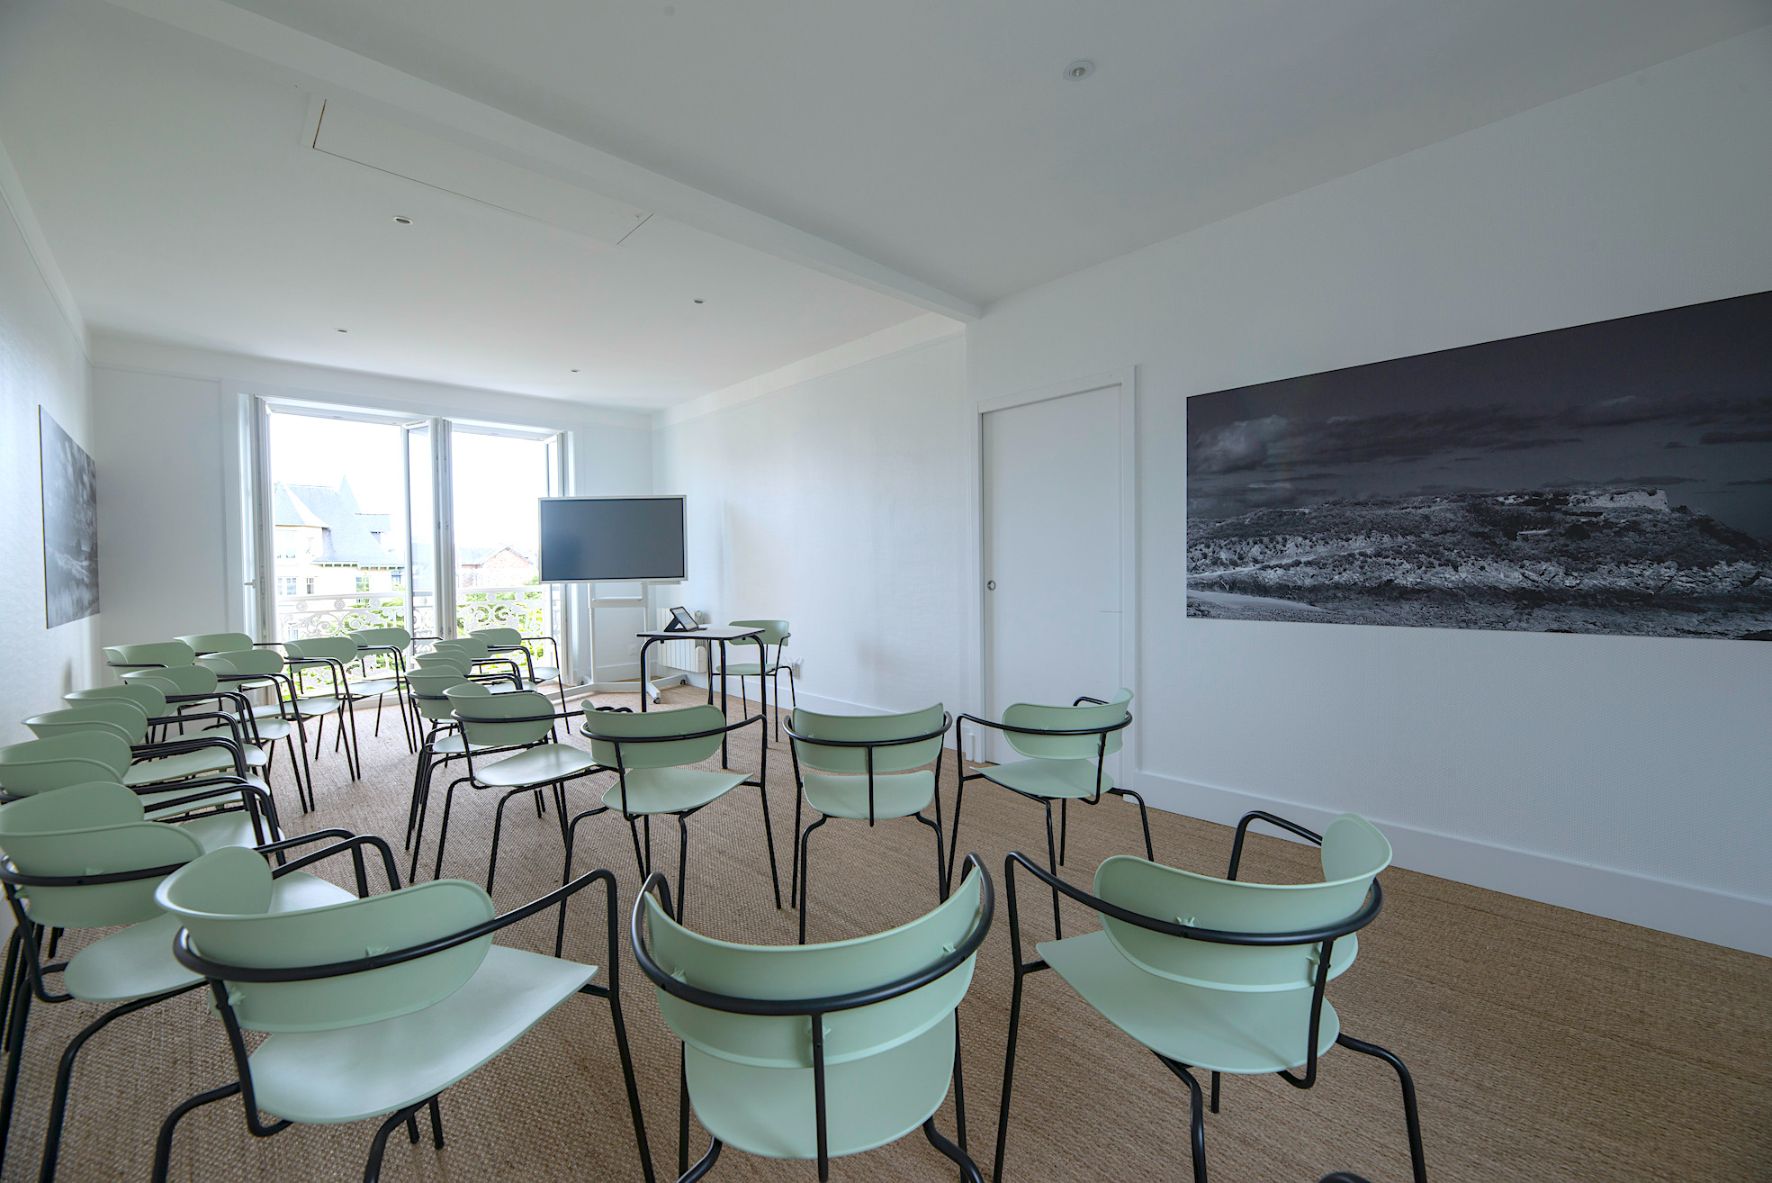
left=538, top=495, right=686, bottom=582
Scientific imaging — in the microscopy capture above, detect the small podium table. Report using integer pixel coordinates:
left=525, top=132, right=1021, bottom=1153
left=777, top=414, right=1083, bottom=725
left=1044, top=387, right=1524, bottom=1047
left=635, top=625, right=767, bottom=763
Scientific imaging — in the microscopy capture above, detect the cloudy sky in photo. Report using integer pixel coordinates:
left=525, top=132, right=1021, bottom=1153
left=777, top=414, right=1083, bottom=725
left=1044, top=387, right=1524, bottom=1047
left=1186, top=291, right=1772, bottom=538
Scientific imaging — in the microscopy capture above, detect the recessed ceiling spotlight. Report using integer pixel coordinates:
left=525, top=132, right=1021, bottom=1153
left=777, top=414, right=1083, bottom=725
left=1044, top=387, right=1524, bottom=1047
left=336, top=328, right=348, bottom=333
left=393, top=215, right=413, bottom=225
left=570, top=368, right=580, bottom=373
left=1065, top=59, right=1095, bottom=80
left=693, top=298, right=705, bottom=304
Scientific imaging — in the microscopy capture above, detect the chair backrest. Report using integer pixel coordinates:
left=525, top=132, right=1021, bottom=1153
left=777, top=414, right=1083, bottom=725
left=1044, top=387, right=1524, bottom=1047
left=1094, top=815, right=1391, bottom=993
left=283, top=637, right=357, bottom=665
left=23, top=704, right=147, bottom=745
left=1001, top=688, right=1132, bottom=762
left=790, top=704, right=945, bottom=775
left=728, top=619, right=789, bottom=647
left=407, top=669, right=469, bottom=724
left=445, top=684, right=555, bottom=748
left=350, top=626, right=413, bottom=651
left=470, top=627, right=523, bottom=647
left=644, top=869, right=983, bottom=1075
left=583, top=705, right=724, bottom=771
left=155, top=846, right=496, bottom=1033
left=175, top=632, right=254, bottom=656
left=434, top=636, right=492, bottom=661
left=64, top=684, right=166, bottom=717
left=0, top=734, right=134, bottom=796
left=414, top=650, right=473, bottom=677
left=198, top=648, right=286, bottom=679
left=0, top=782, right=205, bottom=928
left=103, top=641, right=197, bottom=669
left=124, top=664, right=220, bottom=699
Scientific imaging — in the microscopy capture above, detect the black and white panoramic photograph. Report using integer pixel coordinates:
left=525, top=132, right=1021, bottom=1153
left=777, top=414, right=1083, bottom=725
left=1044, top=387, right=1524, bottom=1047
left=38, top=407, right=100, bottom=628
left=1186, top=291, right=1772, bottom=639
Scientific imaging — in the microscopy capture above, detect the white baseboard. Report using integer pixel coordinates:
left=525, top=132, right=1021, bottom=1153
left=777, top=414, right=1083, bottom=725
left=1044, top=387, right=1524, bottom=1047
left=1132, top=769, right=1771, bottom=958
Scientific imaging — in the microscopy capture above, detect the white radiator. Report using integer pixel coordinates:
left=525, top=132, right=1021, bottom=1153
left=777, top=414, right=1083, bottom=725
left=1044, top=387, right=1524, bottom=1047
left=655, top=611, right=708, bottom=676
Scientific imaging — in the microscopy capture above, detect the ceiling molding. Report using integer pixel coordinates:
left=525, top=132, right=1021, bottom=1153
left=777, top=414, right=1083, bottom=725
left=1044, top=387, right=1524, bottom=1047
left=102, top=0, right=980, bottom=321
left=660, top=312, right=963, bottom=428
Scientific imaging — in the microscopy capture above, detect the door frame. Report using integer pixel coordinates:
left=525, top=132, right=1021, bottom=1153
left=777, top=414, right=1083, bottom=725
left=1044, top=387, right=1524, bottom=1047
left=966, top=366, right=1139, bottom=767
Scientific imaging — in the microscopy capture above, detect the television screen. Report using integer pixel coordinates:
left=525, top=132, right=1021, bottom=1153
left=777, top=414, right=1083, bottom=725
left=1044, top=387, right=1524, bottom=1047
left=538, top=496, right=686, bottom=582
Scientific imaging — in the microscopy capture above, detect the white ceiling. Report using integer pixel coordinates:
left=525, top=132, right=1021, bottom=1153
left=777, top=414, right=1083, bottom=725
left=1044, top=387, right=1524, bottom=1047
left=3, top=0, right=1767, bottom=408
left=215, top=0, right=1771, bottom=304
left=0, top=0, right=931, bottom=408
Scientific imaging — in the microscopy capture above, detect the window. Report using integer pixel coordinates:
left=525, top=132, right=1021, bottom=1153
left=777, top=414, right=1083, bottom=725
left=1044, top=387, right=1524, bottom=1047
left=305, top=578, right=317, bottom=595
left=391, top=570, right=404, bottom=589
left=279, top=577, right=298, bottom=595
left=355, top=575, right=371, bottom=593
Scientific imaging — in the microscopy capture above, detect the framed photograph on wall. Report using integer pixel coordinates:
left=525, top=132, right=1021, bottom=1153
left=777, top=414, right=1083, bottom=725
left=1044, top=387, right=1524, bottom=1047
left=1185, top=291, right=1772, bottom=640
left=39, top=407, right=100, bottom=628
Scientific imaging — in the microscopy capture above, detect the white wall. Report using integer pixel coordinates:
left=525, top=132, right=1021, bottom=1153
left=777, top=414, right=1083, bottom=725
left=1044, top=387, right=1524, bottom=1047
left=91, top=336, right=655, bottom=677
left=0, top=142, right=97, bottom=742
left=654, top=329, right=969, bottom=720
left=966, top=29, right=1772, bottom=953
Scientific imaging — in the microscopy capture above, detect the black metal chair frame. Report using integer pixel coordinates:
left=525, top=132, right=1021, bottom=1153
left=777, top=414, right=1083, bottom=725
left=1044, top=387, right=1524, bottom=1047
left=783, top=711, right=953, bottom=944
left=946, top=697, right=1149, bottom=937
left=630, top=855, right=994, bottom=1183
left=993, top=812, right=1428, bottom=1183
left=0, top=808, right=318, bottom=1181
left=350, top=642, right=420, bottom=754
left=150, top=838, right=655, bottom=1183
left=714, top=633, right=798, bottom=743
left=411, top=704, right=603, bottom=893
left=400, top=667, right=524, bottom=857
left=282, top=653, right=365, bottom=782
left=145, top=678, right=311, bottom=819
left=480, top=631, right=570, bottom=717
left=207, top=664, right=317, bottom=813
left=574, top=708, right=782, bottom=922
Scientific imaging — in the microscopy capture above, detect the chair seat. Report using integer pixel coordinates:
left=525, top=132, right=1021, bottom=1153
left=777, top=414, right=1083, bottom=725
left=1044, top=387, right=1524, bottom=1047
left=717, top=662, right=780, bottom=678
left=1038, top=930, right=1341, bottom=1075
left=178, top=809, right=282, bottom=852
left=802, top=770, right=935, bottom=820
left=62, top=872, right=353, bottom=1004
left=521, top=666, right=561, bottom=683
left=686, top=1011, right=955, bottom=1160
left=471, top=744, right=602, bottom=789
left=138, top=779, right=271, bottom=819
left=292, top=696, right=343, bottom=718
left=350, top=678, right=401, bottom=698
left=603, top=767, right=746, bottom=815
left=249, top=946, right=595, bottom=1124
left=125, top=748, right=244, bottom=786
left=979, top=757, right=1113, bottom=800
left=429, top=733, right=494, bottom=756
left=216, top=718, right=293, bottom=743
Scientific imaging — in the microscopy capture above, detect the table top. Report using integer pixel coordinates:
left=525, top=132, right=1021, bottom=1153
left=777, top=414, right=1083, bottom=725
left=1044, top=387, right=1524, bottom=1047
left=635, top=626, right=764, bottom=641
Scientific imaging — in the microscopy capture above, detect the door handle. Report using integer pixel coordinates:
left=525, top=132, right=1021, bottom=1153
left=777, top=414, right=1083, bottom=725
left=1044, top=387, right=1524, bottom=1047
left=986, top=580, right=996, bottom=591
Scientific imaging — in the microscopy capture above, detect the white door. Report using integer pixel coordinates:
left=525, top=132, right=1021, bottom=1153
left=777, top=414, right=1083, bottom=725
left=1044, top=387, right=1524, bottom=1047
left=982, top=382, right=1125, bottom=759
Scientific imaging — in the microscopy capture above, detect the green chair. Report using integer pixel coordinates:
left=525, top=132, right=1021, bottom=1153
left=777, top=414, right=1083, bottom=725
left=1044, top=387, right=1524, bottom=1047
left=102, top=641, right=197, bottom=673
left=415, top=646, right=522, bottom=692
left=348, top=626, right=420, bottom=753
left=948, top=690, right=1148, bottom=936
left=121, top=664, right=304, bottom=811
left=429, top=636, right=524, bottom=685
left=631, top=855, right=993, bottom=1181
left=172, top=632, right=254, bottom=657
left=472, top=626, right=567, bottom=713
left=407, top=685, right=601, bottom=892
left=198, top=648, right=318, bottom=812
left=150, top=846, right=654, bottom=1183
left=577, top=705, right=781, bottom=920
left=716, top=620, right=795, bottom=741
left=0, top=782, right=356, bottom=1180
left=280, top=638, right=365, bottom=780
left=993, top=812, right=1427, bottom=1183
left=401, top=667, right=486, bottom=853
left=784, top=704, right=952, bottom=944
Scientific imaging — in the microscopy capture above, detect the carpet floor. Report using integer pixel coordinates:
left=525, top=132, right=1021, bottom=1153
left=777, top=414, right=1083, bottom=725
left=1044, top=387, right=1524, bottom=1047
left=2, top=686, right=1766, bottom=1181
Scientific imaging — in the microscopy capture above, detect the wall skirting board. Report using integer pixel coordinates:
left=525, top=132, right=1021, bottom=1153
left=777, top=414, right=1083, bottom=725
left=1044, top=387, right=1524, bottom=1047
left=1131, top=768, right=1770, bottom=958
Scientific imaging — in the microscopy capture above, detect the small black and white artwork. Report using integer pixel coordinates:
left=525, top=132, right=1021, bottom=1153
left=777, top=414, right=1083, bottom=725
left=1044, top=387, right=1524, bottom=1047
left=1186, top=291, right=1772, bottom=639
left=39, top=407, right=100, bottom=628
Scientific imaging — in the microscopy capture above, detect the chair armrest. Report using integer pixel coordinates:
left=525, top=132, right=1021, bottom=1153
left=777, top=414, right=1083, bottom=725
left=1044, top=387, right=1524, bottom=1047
left=1225, top=810, right=1323, bottom=881
left=266, top=831, right=401, bottom=895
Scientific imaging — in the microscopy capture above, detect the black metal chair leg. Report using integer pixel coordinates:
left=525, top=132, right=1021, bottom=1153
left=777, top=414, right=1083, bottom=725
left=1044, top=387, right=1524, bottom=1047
left=0, top=960, right=36, bottom=1175
left=755, top=781, right=782, bottom=909
left=363, top=1103, right=424, bottom=1183
left=0, top=927, right=19, bottom=1052
left=404, top=1111, right=420, bottom=1144
left=1042, top=800, right=1063, bottom=939
left=923, top=1119, right=984, bottom=1183
left=1058, top=798, right=1068, bottom=866
left=1159, top=1058, right=1210, bottom=1183
left=430, top=777, right=468, bottom=882
left=1112, top=787, right=1157, bottom=861
left=797, top=816, right=826, bottom=944
left=944, top=781, right=967, bottom=896
left=1210, top=1071, right=1221, bottom=1114
left=487, top=786, right=536, bottom=894
left=606, top=977, right=655, bottom=1183
left=680, top=1136, right=722, bottom=1182
left=38, top=990, right=185, bottom=1182
left=1336, top=1033, right=1428, bottom=1183
left=626, top=815, right=647, bottom=881
left=789, top=783, right=805, bottom=907
left=913, top=813, right=947, bottom=904
left=678, top=1042, right=690, bottom=1177
left=674, top=814, right=690, bottom=923
left=992, top=962, right=1028, bottom=1183
left=151, top=1083, right=241, bottom=1183
left=427, top=1097, right=444, bottom=1148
